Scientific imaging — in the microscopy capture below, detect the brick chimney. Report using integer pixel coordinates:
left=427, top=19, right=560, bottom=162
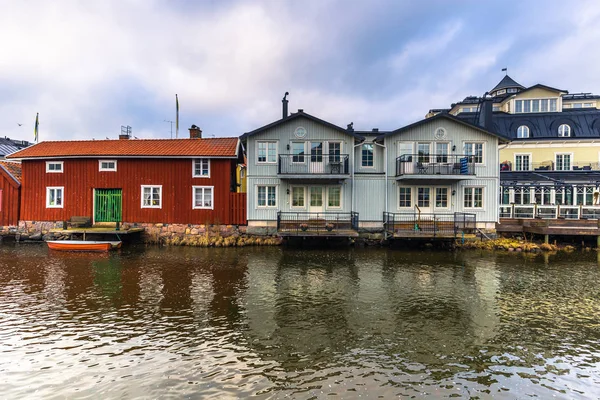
left=189, top=125, right=202, bottom=139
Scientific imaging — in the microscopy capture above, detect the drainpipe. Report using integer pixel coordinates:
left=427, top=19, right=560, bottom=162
left=373, top=140, right=387, bottom=214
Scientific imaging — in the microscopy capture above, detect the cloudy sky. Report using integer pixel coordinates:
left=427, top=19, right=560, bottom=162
left=1, top=0, right=600, bottom=142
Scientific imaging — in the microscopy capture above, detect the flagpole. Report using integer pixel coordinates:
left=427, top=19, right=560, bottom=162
left=176, top=94, right=179, bottom=139
left=34, top=112, right=39, bottom=143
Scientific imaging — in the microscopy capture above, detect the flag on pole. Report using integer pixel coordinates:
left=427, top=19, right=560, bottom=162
left=34, top=113, right=39, bottom=142
left=501, top=67, right=507, bottom=73
left=175, top=94, right=179, bottom=139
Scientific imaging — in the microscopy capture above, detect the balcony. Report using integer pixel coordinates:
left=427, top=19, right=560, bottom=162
left=383, top=211, right=477, bottom=239
left=500, top=161, right=598, bottom=172
left=277, top=211, right=359, bottom=237
left=278, top=154, right=350, bottom=179
left=395, top=154, right=476, bottom=181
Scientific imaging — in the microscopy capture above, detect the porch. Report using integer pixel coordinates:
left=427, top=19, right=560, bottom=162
left=276, top=211, right=359, bottom=237
left=383, top=211, right=477, bottom=239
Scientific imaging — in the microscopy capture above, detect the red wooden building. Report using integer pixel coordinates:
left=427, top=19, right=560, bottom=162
left=0, top=161, right=21, bottom=226
left=7, top=128, right=246, bottom=226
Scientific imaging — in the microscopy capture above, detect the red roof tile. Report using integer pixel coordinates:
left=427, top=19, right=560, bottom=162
left=6, top=138, right=240, bottom=159
left=0, top=160, right=22, bottom=184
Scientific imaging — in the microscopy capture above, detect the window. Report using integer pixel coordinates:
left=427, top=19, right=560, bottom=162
left=46, top=187, right=64, bottom=208
left=398, top=142, right=413, bottom=161
left=291, top=187, right=305, bottom=207
left=496, top=89, right=506, bottom=95
left=573, top=103, right=583, bottom=109
left=464, top=142, right=483, bottom=164
left=257, top=185, right=277, bottom=207
left=550, top=99, right=557, bottom=112
left=46, top=161, right=63, bottom=173
left=541, top=99, right=549, bottom=112
left=464, top=187, right=483, bottom=208
left=507, top=88, right=518, bottom=93
left=399, top=187, right=412, bottom=208
left=141, top=185, right=162, bottom=208
left=328, top=186, right=341, bottom=208
left=555, top=153, right=571, bottom=171
left=193, top=159, right=210, bottom=177
left=361, top=144, right=374, bottom=167
left=515, top=98, right=557, bottom=113
left=257, top=141, right=277, bottom=163
left=417, top=143, right=430, bottom=163
left=99, top=160, right=117, bottom=171
left=558, top=124, right=571, bottom=137
left=493, top=106, right=500, bottom=112
left=310, top=142, right=323, bottom=162
left=417, top=187, right=430, bottom=208
left=584, top=103, right=594, bottom=108
left=435, top=188, right=448, bottom=208
left=435, top=143, right=449, bottom=163
left=193, top=186, right=213, bottom=209
left=517, top=125, right=530, bottom=138
left=515, top=154, right=530, bottom=171
left=328, top=142, right=341, bottom=163
left=292, top=143, right=305, bottom=163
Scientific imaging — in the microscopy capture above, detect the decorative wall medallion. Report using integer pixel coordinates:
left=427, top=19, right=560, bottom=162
left=294, top=126, right=307, bottom=138
left=434, top=127, right=447, bottom=140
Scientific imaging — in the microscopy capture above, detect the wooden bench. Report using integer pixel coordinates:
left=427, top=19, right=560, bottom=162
left=69, top=216, right=92, bottom=228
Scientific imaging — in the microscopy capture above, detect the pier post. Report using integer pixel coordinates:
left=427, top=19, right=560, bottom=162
left=544, top=234, right=549, bottom=244
left=597, top=235, right=600, bottom=249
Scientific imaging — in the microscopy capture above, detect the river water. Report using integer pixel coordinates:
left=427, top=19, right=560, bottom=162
left=0, top=244, right=599, bottom=399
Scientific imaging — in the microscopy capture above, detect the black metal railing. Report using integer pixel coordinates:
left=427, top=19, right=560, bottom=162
left=396, top=154, right=476, bottom=176
left=277, top=211, right=359, bottom=234
left=500, top=160, right=599, bottom=172
left=383, top=211, right=476, bottom=238
left=278, top=154, right=350, bottom=175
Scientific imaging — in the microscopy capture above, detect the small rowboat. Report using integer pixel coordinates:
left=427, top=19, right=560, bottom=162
left=47, top=240, right=122, bottom=252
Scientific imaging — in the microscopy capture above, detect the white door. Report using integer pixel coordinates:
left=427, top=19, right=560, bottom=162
left=309, top=187, right=324, bottom=214
left=310, top=142, right=324, bottom=173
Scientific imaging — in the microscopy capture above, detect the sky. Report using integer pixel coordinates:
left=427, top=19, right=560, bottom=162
left=1, top=0, right=600, bottom=142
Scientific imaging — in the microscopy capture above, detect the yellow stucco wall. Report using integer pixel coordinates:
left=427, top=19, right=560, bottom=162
left=500, top=143, right=600, bottom=168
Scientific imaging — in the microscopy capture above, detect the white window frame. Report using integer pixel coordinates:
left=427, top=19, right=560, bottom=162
left=257, top=141, right=278, bottom=164
left=291, top=142, right=306, bottom=164
left=327, top=186, right=342, bottom=209
left=141, top=185, right=162, bottom=209
left=192, top=186, right=214, bottom=210
left=327, top=141, right=342, bottom=163
left=46, top=186, right=64, bottom=208
left=256, top=185, right=277, bottom=208
left=434, top=187, right=451, bottom=209
left=99, top=160, right=117, bottom=172
left=435, top=142, right=450, bottom=163
left=514, top=153, right=532, bottom=171
left=290, top=186, right=306, bottom=209
left=516, top=125, right=530, bottom=139
left=361, top=143, right=375, bottom=168
left=463, top=141, right=485, bottom=165
left=558, top=124, right=571, bottom=137
left=46, top=161, right=64, bottom=173
left=398, top=141, right=414, bottom=162
left=464, top=187, right=484, bottom=209
left=555, top=152, right=573, bottom=171
left=192, top=158, right=211, bottom=178
left=398, top=186, right=412, bottom=209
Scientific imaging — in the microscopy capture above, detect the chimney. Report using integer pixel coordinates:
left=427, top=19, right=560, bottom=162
left=282, top=92, right=289, bottom=119
left=478, top=94, right=494, bottom=131
left=189, top=124, right=202, bottom=139
left=372, top=128, right=379, bottom=132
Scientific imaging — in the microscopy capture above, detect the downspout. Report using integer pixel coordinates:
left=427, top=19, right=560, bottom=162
left=373, top=140, right=387, bottom=214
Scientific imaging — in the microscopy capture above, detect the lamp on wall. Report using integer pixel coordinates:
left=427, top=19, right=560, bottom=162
left=286, top=188, right=290, bottom=195
left=452, top=145, right=456, bottom=152
left=452, top=189, right=456, bottom=196
left=286, top=144, right=290, bottom=150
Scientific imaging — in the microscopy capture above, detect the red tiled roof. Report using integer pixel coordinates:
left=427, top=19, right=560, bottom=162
left=6, top=138, right=240, bottom=159
left=0, top=160, right=22, bottom=184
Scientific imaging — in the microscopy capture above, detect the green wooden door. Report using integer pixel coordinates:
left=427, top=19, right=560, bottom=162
left=95, top=189, right=122, bottom=222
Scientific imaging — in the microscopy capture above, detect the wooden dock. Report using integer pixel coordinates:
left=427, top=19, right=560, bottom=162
left=49, top=227, right=145, bottom=240
left=497, top=218, right=600, bottom=236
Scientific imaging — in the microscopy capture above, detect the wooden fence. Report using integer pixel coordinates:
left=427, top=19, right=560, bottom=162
left=229, top=192, right=247, bottom=225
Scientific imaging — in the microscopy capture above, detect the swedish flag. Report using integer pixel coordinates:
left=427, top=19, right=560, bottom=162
left=34, top=113, right=39, bottom=142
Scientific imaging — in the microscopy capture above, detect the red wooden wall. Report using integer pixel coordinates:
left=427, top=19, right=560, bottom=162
left=0, top=170, right=20, bottom=226
left=20, top=158, right=247, bottom=225
left=229, top=192, right=246, bottom=226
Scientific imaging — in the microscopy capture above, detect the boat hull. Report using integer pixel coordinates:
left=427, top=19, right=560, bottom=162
left=47, top=240, right=122, bottom=252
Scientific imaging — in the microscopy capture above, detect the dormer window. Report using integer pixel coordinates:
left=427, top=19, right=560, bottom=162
left=517, top=125, right=530, bottom=138
left=507, top=88, right=518, bottom=93
left=515, top=99, right=557, bottom=113
left=496, top=89, right=506, bottom=95
left=558, top=124, right=571, bottom=137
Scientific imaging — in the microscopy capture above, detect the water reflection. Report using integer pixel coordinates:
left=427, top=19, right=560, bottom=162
left=0, top=244, right=599, bottom=398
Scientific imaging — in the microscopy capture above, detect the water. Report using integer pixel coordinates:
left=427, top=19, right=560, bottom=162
left=0, top=244, right=599, bottom=399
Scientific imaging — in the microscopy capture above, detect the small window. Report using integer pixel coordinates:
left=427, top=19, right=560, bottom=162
left=435, top=188, right=448, bottom=208
left=399, top=187, right=412, bottom=208
left=361, top=144, right=374, bottom=167
left=257, top=185, right=277, bottom=207
left=193, top=159, right=210, bottom=177
left=292, top=143, right=305, bottom=163
left=193, top=186, right=213, bottom=209
left=507, top=88, right=518, bottom=93
left=257, top=141, right=277, bottom=163
left=464, top=142, right=483, bottom=164
left=328, top=186, right=341, bottom=208
left=558, top=124, right=571, bottom=137
left=99, top=160, right=117, bottom=171
left=517, top=125, right=530, bottom=138
left=291, top=187, right=305, bottom=208
left=46, top=187, right=64, bottom=208
left=46, top=161, right=63, bottom=173
left=141, top=185, right=162, bottom=208
left=464, top=187, right=483, bottom=209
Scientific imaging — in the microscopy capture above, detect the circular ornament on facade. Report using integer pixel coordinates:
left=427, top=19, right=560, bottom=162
left=294, top=126, right=307, bottom=138
left=434, top=127, right=447, bottom=139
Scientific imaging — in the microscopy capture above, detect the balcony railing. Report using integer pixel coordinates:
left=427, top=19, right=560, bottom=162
left=383, top=211, right=476, bottom=237
left=278, top=154, right=349, bottom=175
left=396, top=154, right=476, bottom=176
left=500, top=204, right=600, bottom=219
left=277, top=211, right=359, bottom=235
left=500, top=161, right=599, bottom=172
